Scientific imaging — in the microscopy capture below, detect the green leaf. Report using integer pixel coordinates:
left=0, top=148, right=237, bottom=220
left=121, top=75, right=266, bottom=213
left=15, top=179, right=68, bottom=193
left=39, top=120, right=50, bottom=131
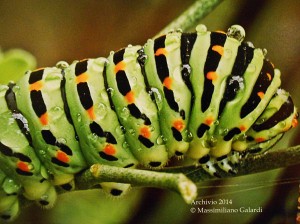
left=0, top=49, right=36, bottom=84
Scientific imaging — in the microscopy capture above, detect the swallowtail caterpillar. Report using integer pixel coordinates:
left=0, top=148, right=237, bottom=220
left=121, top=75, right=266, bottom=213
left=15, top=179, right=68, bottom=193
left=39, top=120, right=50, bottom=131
left=0, top=24, right=297, bottom=221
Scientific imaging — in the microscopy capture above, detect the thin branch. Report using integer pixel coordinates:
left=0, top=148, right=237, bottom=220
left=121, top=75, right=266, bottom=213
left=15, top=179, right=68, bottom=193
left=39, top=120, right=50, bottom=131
left=154, top=0, right=224, bottom=38
left=76, top=164, right=197, bottom=204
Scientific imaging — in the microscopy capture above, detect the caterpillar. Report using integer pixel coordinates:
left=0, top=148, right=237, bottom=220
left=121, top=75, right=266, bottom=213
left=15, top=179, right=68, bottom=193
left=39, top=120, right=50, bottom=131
left=0, top=24, right=297, bottom=221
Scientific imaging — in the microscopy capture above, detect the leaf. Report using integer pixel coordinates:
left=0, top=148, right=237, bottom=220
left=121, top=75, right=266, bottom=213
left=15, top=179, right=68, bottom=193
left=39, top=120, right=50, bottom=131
left=0, top=49, right=36, bottom=84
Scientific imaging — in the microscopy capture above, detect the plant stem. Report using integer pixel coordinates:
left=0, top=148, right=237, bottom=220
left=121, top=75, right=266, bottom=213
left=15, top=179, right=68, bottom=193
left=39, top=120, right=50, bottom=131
left=76, top=164, right=197, bottom=204
left=154, top=0, right=224, bottom=37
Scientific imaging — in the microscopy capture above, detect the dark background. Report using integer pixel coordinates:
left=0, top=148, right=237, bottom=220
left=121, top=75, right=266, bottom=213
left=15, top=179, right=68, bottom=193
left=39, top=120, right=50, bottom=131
left=0, top=0, right=300, bottom=223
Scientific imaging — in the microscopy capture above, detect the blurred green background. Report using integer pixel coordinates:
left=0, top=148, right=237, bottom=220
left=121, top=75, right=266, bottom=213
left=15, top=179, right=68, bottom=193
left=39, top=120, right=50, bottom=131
left=0, top=0, right=300, bottom=223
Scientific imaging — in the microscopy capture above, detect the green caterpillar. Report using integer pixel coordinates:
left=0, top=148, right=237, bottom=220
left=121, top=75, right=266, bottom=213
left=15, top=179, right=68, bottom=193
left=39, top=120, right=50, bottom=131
left=0, top=24, right=297, bottom=221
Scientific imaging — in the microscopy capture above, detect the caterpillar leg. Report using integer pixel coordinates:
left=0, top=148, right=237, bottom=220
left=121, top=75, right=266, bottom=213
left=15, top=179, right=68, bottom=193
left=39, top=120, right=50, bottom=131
left=0, top=192, right=19, bottom=222
left=0, top=173, right=20, bottom=222
left=100, top=182, right=131, bottom=197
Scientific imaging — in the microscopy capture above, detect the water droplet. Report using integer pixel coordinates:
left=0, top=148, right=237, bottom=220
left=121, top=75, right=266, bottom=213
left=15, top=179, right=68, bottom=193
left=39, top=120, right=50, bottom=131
left=148, top=38, right=154, bottom=44
left=240, top=134, right=247, bottom=141
left=76, top=113, right=82, bottom=122
left=257, top=118, right=265, bottom=124
left=175, top=97, right=180, bottom=103
left=150, top=88, right=163, bottom=110
left=95, top=103, right=107, bottom=119
left=156, top=136, right=164, bottom=145
left=181, top=64, right=191, bottom=78
left=196, top=24, right=207, bottom=34
left=122, top=141, right=129, bottom=149
left=209, top=136, right=217, bottom=146
left=214, top=120, right=220, bottom=125
left=88, top=133, right=98, bottom=141
left=12, top=85, right=20, bottom=93
left=279, top=121, right=286, bottom=129
left=137, top=48, right=147, bottom=65
left=57, top=106, right=63, bottom=111
left=262, top=48, right=268, bottom=57
left=120, top=125, right=126, bottom=133
left=127, top=44, right=133, bottom=48
left=128, top=129, right=136, bottom=136
left=115, top=125, right=125, bottom=136
left=120, top=107, right=130, bottom=119
left=223, top=129, right=229, bottom=136
left=149, top=125, right=155, bottom=132
left=57, top=138, right=67, bottom=144
left=176, top=28, right=183, bottom=33
left=185, top=130, right=193, bottom=142
left=246, top=41, right=254, bottom=48
left=227, top=25, right=245, bottom=42
left=107, top=87, right=114, bottom=97
left=56, top=61, right=69, bottom=69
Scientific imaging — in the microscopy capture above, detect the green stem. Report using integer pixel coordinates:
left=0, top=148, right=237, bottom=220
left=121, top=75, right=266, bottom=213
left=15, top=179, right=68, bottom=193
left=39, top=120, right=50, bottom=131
left=76, top=164, right=197, bottom=204
left=154, top=0, right=224, bottom=37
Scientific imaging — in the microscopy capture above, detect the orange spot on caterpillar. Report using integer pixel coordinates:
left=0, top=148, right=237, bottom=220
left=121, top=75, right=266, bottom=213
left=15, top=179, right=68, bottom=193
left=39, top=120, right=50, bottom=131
left=266, top=73, right=272, bottom=81
left=76, top=73, right=88, bottom=84
left=204, top=117, right=214, bottom=126
left=57, top=150, right=69, bottom=163
left=206, top=71, right=218, bottom=81
left=29, top=81, right=43, bottom=91
left=155, top=48, right=167, bottom=56
left=40, top=113, right=48, bottom=125
left=104, top=144, right=116, bottom=155
left=17, top=161, right=30, bottom=172
left=163, top=77, right=172, bottom=89
left=125, top=91, right=135, bottom=103
left=292, top=118, right=298, bottom=128
left=239, top=125, right=247, bottom=132
left=255, top=137, right=265, bottom=143
left=257, top=92, right=264, bottom=99
left=212, top=45, right=224, bottom=56
left=114, top=61, right=126, bottom=73
left=87, top=106, right=95, bottom=120
left=140, top=126, right=151, bottom=138
left=173, top=120, right=184, bottom=131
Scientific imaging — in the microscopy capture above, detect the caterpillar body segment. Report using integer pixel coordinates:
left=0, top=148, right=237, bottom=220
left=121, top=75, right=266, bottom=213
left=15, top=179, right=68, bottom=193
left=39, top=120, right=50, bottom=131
left=64, top=58, right=138, bottom=169
left=65, top=58, right=138, bottom=195
left=0, top=24, right=297, bottom=221
left=186, top=26, right=243, bottom=161
left=0, top=85, right=57, bottom=208
left=106, top=45, right=168, bottom=168
left=14, top=67, right=87, bottom=185
left=241, top=89, right=298, bottom=153
left=143, top=31, right=192, bottom=158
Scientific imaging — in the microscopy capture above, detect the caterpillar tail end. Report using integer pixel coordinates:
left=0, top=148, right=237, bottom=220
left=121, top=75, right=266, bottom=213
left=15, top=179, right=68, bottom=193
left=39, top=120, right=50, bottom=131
left=177, top=174, right=197, bottom=204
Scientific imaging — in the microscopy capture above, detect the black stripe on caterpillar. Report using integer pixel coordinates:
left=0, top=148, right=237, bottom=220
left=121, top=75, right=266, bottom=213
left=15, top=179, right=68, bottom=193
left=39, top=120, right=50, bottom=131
left=0, top=24, right=297, bottom=221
